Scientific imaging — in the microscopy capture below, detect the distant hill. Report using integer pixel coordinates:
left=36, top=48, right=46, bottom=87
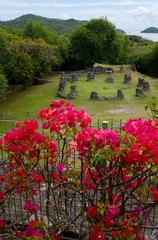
left=116, top=29, right=125, bottom=35
left=141, top=27, right=158, bottom=33
left=0, top=14, right=87, bottom=34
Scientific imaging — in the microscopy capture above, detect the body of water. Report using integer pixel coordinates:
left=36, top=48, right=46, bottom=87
left=125, top=29, right=158, bottom=42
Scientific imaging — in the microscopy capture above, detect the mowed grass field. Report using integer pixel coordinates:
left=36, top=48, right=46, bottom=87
left=0, top=64, right=158, bottom=133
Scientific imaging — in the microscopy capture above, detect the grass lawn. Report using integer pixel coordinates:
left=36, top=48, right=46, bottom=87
left=0, top=64, right=158, bottom=134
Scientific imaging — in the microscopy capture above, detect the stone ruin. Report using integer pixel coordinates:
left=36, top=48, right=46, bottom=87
left=105, top=76, right=114, bottom=83
left=105, top=67, right=113, bottom=74
left=67, top=85, right=78, bottom=99
left=57, top=72, right=78, bottom=99
left=70, top=73, right=78, bottom=83
left=90, top=91, right=99, bottom=100
left=87, top=72, right=94, bottom=81
left=143, top=81, right=150, bottom=91
left=90, top=89, right=124, bottom=101
left=123, top=73, right=131, bottom=84
left=92, top=66, right=114, bottom=74
left=58, top=73, right=68, bottom=93
left=93, top=66, right=102, bottom=74
left=135, top=88, right=145, bottom=97
left=137, top=78, right=145, bottom=87
left=117, top=89, right=124, bottom=99
left=120, top=66, right=123, bottom=73
left=136, top=78, right=150, bottom=95
left=58, top=85, right=78, bottom=99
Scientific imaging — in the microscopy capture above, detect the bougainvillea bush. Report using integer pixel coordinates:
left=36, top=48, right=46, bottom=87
left=0, top=99, right=158, bottom=239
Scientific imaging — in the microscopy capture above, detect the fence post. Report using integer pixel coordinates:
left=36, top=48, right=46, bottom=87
left=102, top=121, right=109, bottom=130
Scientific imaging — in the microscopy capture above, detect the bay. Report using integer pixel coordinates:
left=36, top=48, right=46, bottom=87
left=125, top=29, right=158, bottom=42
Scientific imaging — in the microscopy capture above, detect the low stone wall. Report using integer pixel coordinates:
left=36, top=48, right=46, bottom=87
left=90, top=89, right=124, bottom=100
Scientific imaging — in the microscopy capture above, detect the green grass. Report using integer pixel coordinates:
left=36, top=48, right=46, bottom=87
left=0, top=65, right=158, bottom=134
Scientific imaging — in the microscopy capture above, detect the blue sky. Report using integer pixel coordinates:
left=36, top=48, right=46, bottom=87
left=0, top=0, right=157, bottom=30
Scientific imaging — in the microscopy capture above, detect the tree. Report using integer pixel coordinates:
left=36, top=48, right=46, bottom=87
left=0, top=66, right=8, bottom=99
left=7, top=50, right=35, bottom=88
left=149, top=45, right=158, bottom=77
left=6, top=38, right=60, bottom=86
left=23, top=20, right=50, bottom=42
left=70, top=17, right=128, bottom=67
left=0, top=33, right=9, bottom=66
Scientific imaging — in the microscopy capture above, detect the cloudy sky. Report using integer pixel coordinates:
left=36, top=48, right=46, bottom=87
left=0, top=0, right=158, bottom=30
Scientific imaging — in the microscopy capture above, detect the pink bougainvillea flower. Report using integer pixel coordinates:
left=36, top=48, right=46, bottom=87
left=15, top=121, right=20, bottom=128
left=0, top=219, right=4, bottom=229
left=42, top=121, right=50, bottom=129
left=107, top=205, right=119, bottom=219
left=151, top=187, right=158, bottom=200
left=28, top=220, right=37, bottom=228
left=87, top=206, right=97, bottom=218
left=49, top=99, right=65, bottom=109
left=23, top=200, right=40, bottom=213
left=52, top=172, right=59, bottom=182
left=24, top=226, right=34, bottom=236
left=56, top=163, right=64, bottom=173
left=17, top=231, right=24, bottom=237
left=0, top=192, right=4, bottom=200
left=0, top=175, right=6, bottom=182
left=47, top=140, right=57, bottom=152
left=96, top=231, right=104, bottom=240
left=135, top=206, right=141, bottom=214
left=70, top=143, right=77, bottom=149
left=7, top=162, right=14, bottom=168
left=32, top=173, right=44, bottom=184
left=111, top=230, right=118, bottom=238
left=32, top=230, right=45, bottom=238
left=76, top=109, right=87, bottom=121
left=49, top=159, right=55, bottom=165
left=80, top=115, right=92, bottom=128
left=102, top=215, right=115, bottom=227
left=33, top=190, right=39, bottom=195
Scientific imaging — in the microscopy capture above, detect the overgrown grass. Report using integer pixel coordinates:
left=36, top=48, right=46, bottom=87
left=0, top=65, right=158, bottom=134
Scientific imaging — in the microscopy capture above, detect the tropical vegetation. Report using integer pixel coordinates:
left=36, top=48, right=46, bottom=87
left=0, top=15, right=157, bottom=99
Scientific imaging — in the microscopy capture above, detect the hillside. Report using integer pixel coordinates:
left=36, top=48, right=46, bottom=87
left=0, top=14, right=87, bottom=34
left=141, top=27, right=158, bottom=33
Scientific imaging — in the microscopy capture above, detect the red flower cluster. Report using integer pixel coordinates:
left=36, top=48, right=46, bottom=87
left=0, top=101, right=157, bottom=240
left=37, top=99, right=92, bottom=132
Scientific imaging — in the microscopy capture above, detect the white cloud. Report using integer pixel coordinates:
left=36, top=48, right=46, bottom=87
left=128, top=6, right=150, bottom=15
left=126, top=4, right=158, bottom=28
left=59, top=13, right=71, bottom=20
left=0, top=0, right=152, bottom=8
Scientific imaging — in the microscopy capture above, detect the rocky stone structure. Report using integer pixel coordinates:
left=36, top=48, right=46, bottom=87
left=70, top=73, right=78, bottom=83
left=143, top=81, right=150, bottom=91
left=93, top=66, right=101, bottom=74
left=136, top=88, right=145, bottom=97
left=90, top=91, right=99, bottom=100
left=123, top=73, right=131, bottom=84
left=58, top=85, right=78, bottom=99
left=117, top=89, right=124, bottom=99
left=120, top=66, right=123, bottom=73
left=105, top=67, right=113, bottom=74
left=58, top=74, right=68, bottom=92
left=105, top=76, right=114, bottom=83
left=137, top=78, right=145, bottom=87
left=87, top=72, right=94, bottom=81
left=67, top=85, right=78, bottom=99
left=90, top=89, right=124, bottom=100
